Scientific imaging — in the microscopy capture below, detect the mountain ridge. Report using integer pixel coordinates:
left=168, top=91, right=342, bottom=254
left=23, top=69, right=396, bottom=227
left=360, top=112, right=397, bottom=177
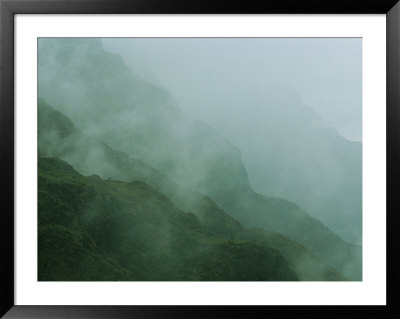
left=38, top=38, right=361, bottom=280
left=38, top=99, right=346, bottom=281
left=39, top=156, right=300, bottom=281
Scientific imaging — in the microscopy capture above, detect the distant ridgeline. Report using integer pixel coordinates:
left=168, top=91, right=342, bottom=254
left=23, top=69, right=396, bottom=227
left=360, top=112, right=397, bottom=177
left=38, top=38, right=361, bottom=281
left=230, top=83, right=362, bottom=246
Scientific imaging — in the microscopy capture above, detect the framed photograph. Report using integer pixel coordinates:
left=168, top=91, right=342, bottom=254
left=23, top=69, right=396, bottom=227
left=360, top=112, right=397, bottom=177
left=1, top=0, right=399, bottom=317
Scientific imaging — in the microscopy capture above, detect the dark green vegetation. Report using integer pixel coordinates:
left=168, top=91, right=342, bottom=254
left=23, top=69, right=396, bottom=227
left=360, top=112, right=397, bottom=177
left=38, top=38, right=362, bottom=281
left=39, top=157, right=299, bottom=281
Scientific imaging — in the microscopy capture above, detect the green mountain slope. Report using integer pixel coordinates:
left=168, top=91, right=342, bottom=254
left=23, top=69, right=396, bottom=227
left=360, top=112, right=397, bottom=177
left=38, top=38, right=361, bottom=280
left=38, top=99, right=345, bottom=281
left=39, top=157, right=299, bottom=281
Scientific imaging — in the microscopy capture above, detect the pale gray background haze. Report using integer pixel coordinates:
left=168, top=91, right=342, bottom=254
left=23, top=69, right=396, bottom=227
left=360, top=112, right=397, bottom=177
left=103, top=38, right=362, bottom=142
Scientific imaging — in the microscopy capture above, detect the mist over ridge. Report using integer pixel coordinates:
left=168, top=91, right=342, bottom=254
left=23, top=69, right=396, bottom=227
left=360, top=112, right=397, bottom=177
left=102, top=38, right=362, bottom=244
left=38, top=99, right=346, bottom=281
left=102, top=37, right=362, bottom=142
left=38, top=38, right=362, bottom=280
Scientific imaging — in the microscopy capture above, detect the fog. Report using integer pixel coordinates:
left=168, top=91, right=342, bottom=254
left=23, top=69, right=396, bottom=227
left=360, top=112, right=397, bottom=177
left=38, top=38, right=362, bottom=280
left=102, top=38, right=362, bottom=244
left=102, top=38, right=362, bottom=142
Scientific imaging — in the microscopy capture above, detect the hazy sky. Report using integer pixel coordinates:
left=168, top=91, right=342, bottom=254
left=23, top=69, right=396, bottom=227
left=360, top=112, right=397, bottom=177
left=102, top=38, right=362, bottom=141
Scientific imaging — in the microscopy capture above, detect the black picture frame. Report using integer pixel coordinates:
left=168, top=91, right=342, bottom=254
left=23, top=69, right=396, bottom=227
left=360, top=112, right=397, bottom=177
left=1, top=0, right=399, bottom=318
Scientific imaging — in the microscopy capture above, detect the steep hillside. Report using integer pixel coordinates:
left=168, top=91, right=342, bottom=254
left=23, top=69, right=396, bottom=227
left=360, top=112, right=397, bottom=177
left=38, top=38, right=361, bottom=280
left=39, top=157, right=299, bottom=281
left=38, top=100, right=345, bottom=281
